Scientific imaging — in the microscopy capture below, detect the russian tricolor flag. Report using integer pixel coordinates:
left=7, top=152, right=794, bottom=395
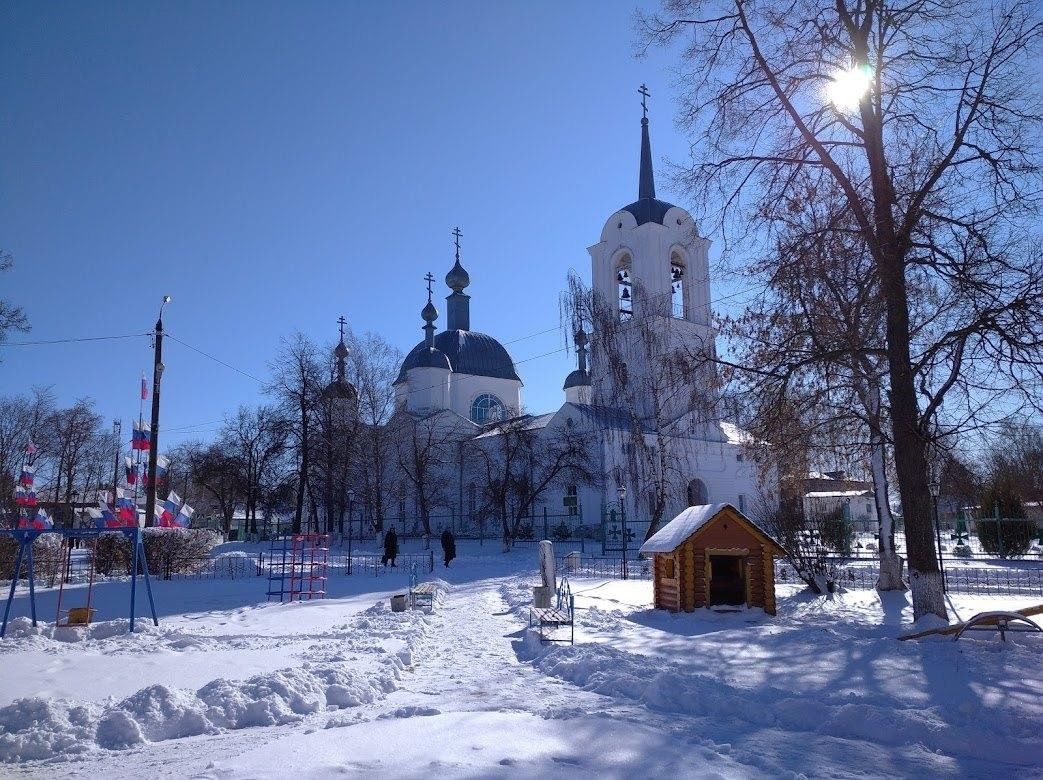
left=115, top=488, right=136, bottom=524
left=31, top=509, right=53, bottom=530
left=141, top=374, right=149, bottom=401
left=174, top=503, right=194, bottom=528
left=155, top=454, right=169, bottom=482
left=98, top=501, right=120, bottom=528
left=19, top=463, right=35, bottom=487
left=125, top=456, right=138, bottom=485
left=14, top=486, right=37, bottom=507
left=87, top=507, right=105, bottom=529
left=132, top=420, right=151, bottom=451
left=160, top=491, right=181, bottom=526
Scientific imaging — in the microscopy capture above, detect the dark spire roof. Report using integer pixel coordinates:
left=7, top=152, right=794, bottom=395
left=639, top=116, right=655, bottom=200
left=620, top=90, right=678, bottom=227
left=563, top=326, right=591, bottom=390
left=396, top=330, right=520, bottom=384
left=414, top=272, right=451, bottom=371
left=324, top=315, right=358, bottom=402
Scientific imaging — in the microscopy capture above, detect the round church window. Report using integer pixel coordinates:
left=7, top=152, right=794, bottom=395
left=470, top=393, right=506, bottom=425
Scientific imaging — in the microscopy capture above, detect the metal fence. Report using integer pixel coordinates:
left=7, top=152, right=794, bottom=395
left=2, top=548, right=437, bottom=585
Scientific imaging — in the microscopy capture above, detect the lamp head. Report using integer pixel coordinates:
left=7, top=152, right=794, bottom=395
left=617, top=486, right=626, bottom=501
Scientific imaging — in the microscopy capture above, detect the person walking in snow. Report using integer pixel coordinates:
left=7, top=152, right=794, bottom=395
left=440, top=527, right=456, bottom=568
left=383, top=527, right=398, bottom=567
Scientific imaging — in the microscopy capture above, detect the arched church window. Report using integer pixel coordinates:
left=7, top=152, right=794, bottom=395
left=671, top=257, right=685, bottom=319
left=470, top=393, right=506, bottom=425
left=617, top=257, right=633, bottom=322
left=686, top=478, right=709, bottom=507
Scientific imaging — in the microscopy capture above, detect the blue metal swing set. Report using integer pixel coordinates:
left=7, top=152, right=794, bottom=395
left=1, top=526, right=159, bottom=639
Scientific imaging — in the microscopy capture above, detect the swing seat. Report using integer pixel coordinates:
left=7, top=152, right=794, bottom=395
left=60, top=607, right=95, bottom=627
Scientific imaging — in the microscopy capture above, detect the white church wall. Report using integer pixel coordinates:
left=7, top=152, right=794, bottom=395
left=449, top=374, right=522, bottom=422
left=404, top=366, right=451, bottom=412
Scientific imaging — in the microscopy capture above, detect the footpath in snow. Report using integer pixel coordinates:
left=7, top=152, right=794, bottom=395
left=1, top=542, right=1042, bottom=777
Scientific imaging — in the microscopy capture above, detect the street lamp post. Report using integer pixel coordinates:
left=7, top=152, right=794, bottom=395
left=929, top=478, right=946, bottom=593
left=346, top=489, right=356, bottom=575
left=617, top=485, right=628, bottom=581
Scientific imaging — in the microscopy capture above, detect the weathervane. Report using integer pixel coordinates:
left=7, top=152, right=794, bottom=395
left=639, top=83, right=650, bottom=120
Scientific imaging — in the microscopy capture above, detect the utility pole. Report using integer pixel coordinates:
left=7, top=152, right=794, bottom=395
left=111, top=419, right=122, bottom=513
left=144, top=296, right=171, bottom=528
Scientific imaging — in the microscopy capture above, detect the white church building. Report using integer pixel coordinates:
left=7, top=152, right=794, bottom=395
left=385, top=103, right=770, bottom=541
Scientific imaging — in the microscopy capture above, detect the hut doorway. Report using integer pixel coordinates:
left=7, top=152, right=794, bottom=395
left=708, top=554, right=746, bottom=606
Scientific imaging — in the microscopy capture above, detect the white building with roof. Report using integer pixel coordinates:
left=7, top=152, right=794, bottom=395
left=384, top=101, right=771, bottom=539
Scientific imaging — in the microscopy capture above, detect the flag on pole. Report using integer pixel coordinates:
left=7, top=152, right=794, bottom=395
left=26, top=508, right=53, bottom=530
left=174, top=503, right=194, bottom=528
left=125, top=456, right=138, bottom=486
left=87, top=507, right=105, bottom=529
left=97, top=501, right=119, bottom=528
left=160, top=491, right=181, bottom=526
left=115, top=488, right=136, bottom=523
left=19, top=463, right=35, bottom=487
left=155, top=454, right=169, bottom=482
left=26, top=440, right=37, bottom=462
left=132, top=420, right=151, bottom=451
left=141, top=374, right=149, bottom=400
left=14, top=486, right=37, bottom=507
left=154, top=504, right=165, bottom=526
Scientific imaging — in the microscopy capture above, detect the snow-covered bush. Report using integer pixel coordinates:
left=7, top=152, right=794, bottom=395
left=953, top=544, right=973, bottom=559
left=91, top=529, right=220, bottom=579
left=0, top=534, right=62, bottom=580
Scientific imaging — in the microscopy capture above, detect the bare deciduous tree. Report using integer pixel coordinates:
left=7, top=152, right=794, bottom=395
left=470, top=413, right=600, bottom=549
left=641, top=0, right=1043, bottom=619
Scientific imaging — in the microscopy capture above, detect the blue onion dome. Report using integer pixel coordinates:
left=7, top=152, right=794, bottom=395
left=413, top=346, right=452, bottom=371
left=446, top=259, right=470, bottom=293
left=396, top=330, right=521, bottom=384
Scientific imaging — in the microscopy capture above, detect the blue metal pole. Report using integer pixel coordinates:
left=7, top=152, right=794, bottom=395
left=129, top=529, right=139, bottom=633
left=2, top=539, right=26, bottom=639
left=139, top=531, right=158, bottom=626
left=26, top=539, right=37, bottom=626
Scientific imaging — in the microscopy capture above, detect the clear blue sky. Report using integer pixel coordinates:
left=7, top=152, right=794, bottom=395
left=1, top=1, right=743, bottom=445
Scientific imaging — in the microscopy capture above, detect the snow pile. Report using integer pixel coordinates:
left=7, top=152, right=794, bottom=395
left=0, top=599, right=433, bottom=763
left=503, top=581, right=1043, bottom=771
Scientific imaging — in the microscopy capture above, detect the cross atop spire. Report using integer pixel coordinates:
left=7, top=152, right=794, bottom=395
left=452, top=226, right=463, bottom=262
left=337, top=315, right=347, bottom=341
left=424, top=272, right=436, bottom=302
left=638, top=84, right=656, bottom=200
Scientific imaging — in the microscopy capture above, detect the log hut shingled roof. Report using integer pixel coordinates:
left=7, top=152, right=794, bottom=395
left=639, top=503, right=786, bottom=557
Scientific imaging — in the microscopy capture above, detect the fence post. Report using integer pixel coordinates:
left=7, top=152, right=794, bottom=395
left=995, top=502, right=1005, bottom=559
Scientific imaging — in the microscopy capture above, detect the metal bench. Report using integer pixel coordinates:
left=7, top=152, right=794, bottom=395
left=953, top=611, right=1042, bottom=642
left=409, top=562, right=437, bottom=610
left=529, top=577, right=574, bottom=645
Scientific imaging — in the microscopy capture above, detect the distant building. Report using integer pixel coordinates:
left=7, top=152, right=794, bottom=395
left=803, top=471, right=878, bottom=532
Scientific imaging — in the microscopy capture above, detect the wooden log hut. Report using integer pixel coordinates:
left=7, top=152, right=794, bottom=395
left=639, top=503, right=786, bottom=615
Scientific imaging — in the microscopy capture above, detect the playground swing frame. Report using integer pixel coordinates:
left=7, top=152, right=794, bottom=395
left=1, top=526, right=159, bottom=639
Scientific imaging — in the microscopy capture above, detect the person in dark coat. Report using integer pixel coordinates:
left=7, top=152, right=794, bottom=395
left=383, top=527, right=398, bottom=567
left=440, top=528, right=456, bottom=568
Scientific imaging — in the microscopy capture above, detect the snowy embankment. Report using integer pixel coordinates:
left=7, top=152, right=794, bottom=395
left=0, top=586, right=438, bottom=764
left=502, top=581, right=1043, bottom=776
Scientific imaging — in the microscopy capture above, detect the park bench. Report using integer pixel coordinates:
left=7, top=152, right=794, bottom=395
left=409, top=562, right=437, bottom=610
left=529, top=577, right=574, bottom=645
left=952, top=611, right=1042, bottom=642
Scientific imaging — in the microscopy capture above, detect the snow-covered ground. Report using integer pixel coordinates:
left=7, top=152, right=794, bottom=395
left=2, top=542, right=1041, bottom=778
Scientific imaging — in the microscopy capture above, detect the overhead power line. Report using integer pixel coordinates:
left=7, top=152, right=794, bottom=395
left=0, top=332, right=151, bottom=347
